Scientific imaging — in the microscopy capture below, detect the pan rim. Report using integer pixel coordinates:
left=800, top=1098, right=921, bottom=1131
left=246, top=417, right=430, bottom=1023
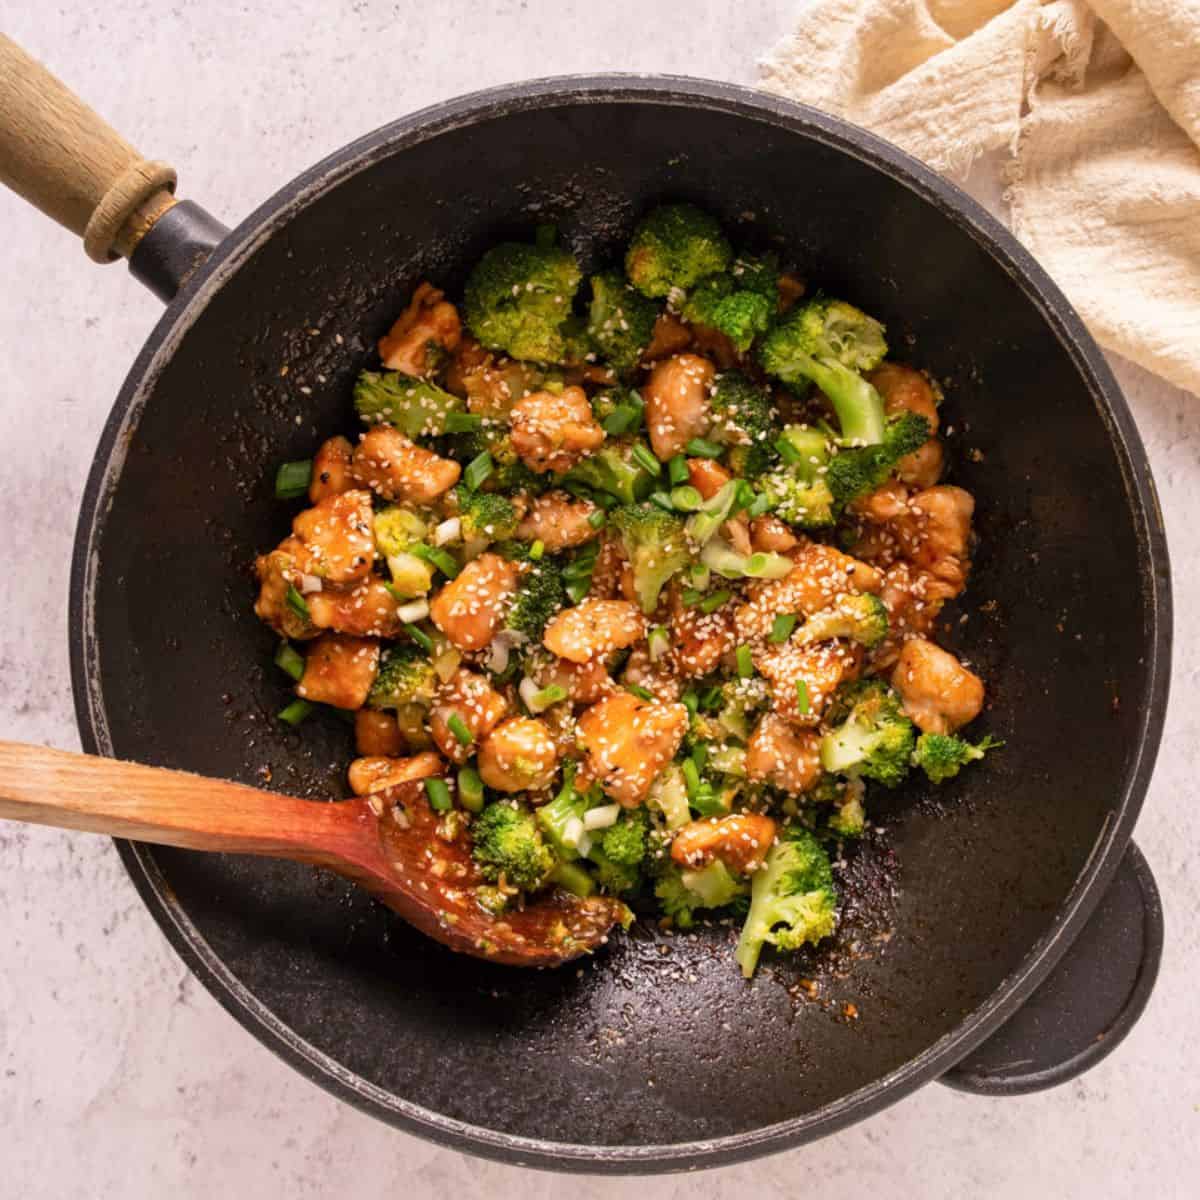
left=68, top=74, right=1172, bottom=1172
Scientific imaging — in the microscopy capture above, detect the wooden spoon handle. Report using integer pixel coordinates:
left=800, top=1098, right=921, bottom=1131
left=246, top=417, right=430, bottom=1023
left=0, top=35, right=177, bottom=262
left=0, top=741, right=368, bottom=867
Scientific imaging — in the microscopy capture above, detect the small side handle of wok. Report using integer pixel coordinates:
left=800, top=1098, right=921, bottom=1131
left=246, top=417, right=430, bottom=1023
left=940, top=842, right=1162, bottom=1095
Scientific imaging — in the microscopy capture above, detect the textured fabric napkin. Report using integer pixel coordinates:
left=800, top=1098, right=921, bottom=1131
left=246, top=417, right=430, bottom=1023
left=760, top=0, right=1200, bottom=396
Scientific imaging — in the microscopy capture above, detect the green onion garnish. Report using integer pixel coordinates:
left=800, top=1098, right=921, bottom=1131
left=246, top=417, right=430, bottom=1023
left=685, top=437, right=724, bottom=459
left=602, top=405, right=641, bottom=436
left=566, top=579, right=589, bottom=604
left=631, top=443, right=662, bottom=475
left=445, top=411, right=484, bottom=433
left=626, top=684, right=654, bottom=702
left=681, top=588, right=703, bottom=607
left=681, top=757, right=702, bottom=800
left=649, top=490, right=675, bottom=512
left=404, top=622, right=434, bottom=653
left=533, top=684, right=568, bottom=709
left=796, top=679, right=811, bottom=714
left=668, top=455, right=690, bottom=485
left=747, top=492, right=772, bottom=518
left=690, top=782, right=727, bottom=817
left=463, top=451, right=494, bottom=491
left=734, top=480, right=756, bottom=513
left=700, top=685, right=723, bottom=711
left=769, top=613, right=798, bottom=643
left=647, top=625, right=671, bottom=662
left=278, top=699, right=314, bottom=726
left=587, top=509, right=607, bottom=529
left=411, top=543, right=460, bottom=579
left=457, top=766, right=485, bottom=813
left=689, top=562, right=711, bottom=590
left=447, top=713, right=474, bottom=746
left=285, top=585, right=311, bottom=622
left=274, top=641, right=305, bottom=682
left=699, top=589, right=731, bottom=614
left=425, top=778, right=453, bottom=812
left=736, top=645, right=754, bottom=678
left=275, top=459, right=313, bottom=500
left=529, top=539, right=545, bottom=561
left=669, top=485, right=703, bottom=511
left=681, top=690, right=699, bottom=718
left=775, top=435, right=804, bottom=465
left=691, top=742, right=708, bottom=772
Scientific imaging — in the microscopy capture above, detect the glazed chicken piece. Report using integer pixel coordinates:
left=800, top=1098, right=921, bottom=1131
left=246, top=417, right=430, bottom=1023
left=296, top=633, right=380, bottom=710
left=291, top=488, right=375, bottom=587
left=307, top=577, right=405, bottom=639
left=477, top=717, right=559, bottom=792
left=441, top=333, right=491, bottom=398
left=872, top=561, right=960, bottom=670
left=745, top=713, right=823, bottom=795
left=577, top=690, right=689, bottom=806
left=377, top=282, right=462, bottom=378
left=750, top=515, right=799, bottom=554
left=515, top=490, right=601, bottom=552
left=755, top=639, right=864, bottom=727
left=308, top=436, right=355, bottom=503
left=669, top=585, right=735, bottom=678
left=542, top=599, right=645, bottom=664
left=643, top=353, right=716, bottom=460
left=870, top=363, right=943, bottom=488
left=891, top=637, right=984, bottom=734
left=253, top=536, right=318, bottom=640
left=735, top=542, right=882, bottom=642
left=354, top=709, right=404, bottom=757
left=428, top=553, right=521, bottom=652
left=348, top=751, right=444, bottom=796
left=671, top=814, right=777, bottom=873
left=352, top=425, right=461, bottom=504
left=641, top=312, right=692, bottom=362
left=508, top=386, right=605, bottom=473
left=530, top=653, right=614, bottom=706
left=429, top=668, right=509, bottom=765
left=621, top=646, right=683, bottom=703
left=901, top=486, right=974, bottom=591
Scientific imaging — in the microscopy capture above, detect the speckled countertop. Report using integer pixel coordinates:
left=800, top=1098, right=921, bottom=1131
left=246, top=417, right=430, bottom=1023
left=2, top=3, right=1197, bottom=1196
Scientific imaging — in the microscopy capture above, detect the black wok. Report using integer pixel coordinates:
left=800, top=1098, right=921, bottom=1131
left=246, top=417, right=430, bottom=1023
left=1, top=44, right=1169, bottom=1173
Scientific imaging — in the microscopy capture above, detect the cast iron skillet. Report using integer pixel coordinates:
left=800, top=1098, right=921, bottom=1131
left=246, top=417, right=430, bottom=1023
left=1, top=45, right=1169, bottom=1173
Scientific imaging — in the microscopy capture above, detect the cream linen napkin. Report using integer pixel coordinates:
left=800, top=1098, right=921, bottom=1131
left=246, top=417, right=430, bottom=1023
left=760, top=0, right=1200, bottom=396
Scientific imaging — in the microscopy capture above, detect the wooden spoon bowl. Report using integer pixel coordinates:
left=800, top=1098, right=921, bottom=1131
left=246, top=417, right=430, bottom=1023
left=0, top=741, right=628, bottom=967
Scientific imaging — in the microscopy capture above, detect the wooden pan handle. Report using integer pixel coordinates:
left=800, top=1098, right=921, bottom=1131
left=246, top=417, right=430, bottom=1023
left=0, top=35, right=178, bottom=263
left=0, top=740, right=370, bottom=868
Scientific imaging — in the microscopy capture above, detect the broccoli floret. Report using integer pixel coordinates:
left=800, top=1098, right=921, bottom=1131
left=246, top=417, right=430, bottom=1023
left=453, top=485, right=520, bottom=544
left=654, top=859, right=748, bottom=929
left=760, top=425, right=836, bottom=529
left=548, top=860, right=596, bottom=898
left=505, top=558, right=567, bottom=641
left=586, top=271, right=659, bottom=374
left=795, top=593, right=889, bottom=650
left=648, top=764, right=691, bottom=830
left=707, top=371, right=777, bottom=478
left=471, top=801, right=555, bottom=891
left=759, top=297, right=889, bottom=446
left=827, top=792, right=867, bottom=838
left=354, top=371, right=463, bottom=438
left=536, top=765, right=588, bottom=859
left=731, top=250, right=782, bottom=296
left=600, top=809, right=649, bottom=866
left=462, top=240, right=584, bottom=364
left=561, top=444, right=656, bottom=505
left=682, top=276, right=773, bottom=353
left=446, top=428, right=546, bottom=495
left=820, top=679, right=916, bottom=787
left=913, top=732, right=1003, bottom=784
left=826, top=412, right=931, bottom=505
left=625, top=204, right=732, bottom=298
left=734, top=825, right=838, bottom=977
left=610, top=503, right=690, bottom=614
left=367, top=643, right=438, bottom=710
left=715, top=676, right=770, bottom=741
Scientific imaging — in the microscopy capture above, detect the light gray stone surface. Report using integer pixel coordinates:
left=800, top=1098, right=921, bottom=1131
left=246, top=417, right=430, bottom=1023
left=1, top=3, right=1195, bottom=1196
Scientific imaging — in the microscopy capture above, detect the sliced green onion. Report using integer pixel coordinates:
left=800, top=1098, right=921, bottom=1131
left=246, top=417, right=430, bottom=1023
left=649, top=490, right=675, bottom=512
left=775, top=435, right=804, bottom=465
left=685, top=480, right=738, bottom=546
left=566, top=579, right=590, bottom=604
left=529, top=539, right=546, bottom=561
left=591, top=489, right=618, bottom=510
left=796, top=679, right=811, bottom=714
left=626, top=684, right=654, bottom=702
left=681, top=588, right=703, bottom=607
left=631, top=443, right=662, bottom=475
left=444, top=411, right=484, bottom=433
left=736, top=645, right=754, bottom=678
left=769, top=613, right=798, bottom=643
left=447, top=713, right=474, bottom=746
left=689, top=562, right=711, bottom=590
left=411, top=543, right=460, bottom=579
left=690, top=782, right=728, bottom=817
left=275, top=459, right=313, bottom=499
left=285, top=585, right=311, bottom=622
left=425, top=777, right=453, bottom=812
left=274, top=641, right=305, bottom=682
left=587, top=509, right=607, bottom=529
left=699, top=589, right=731, bottom=614
left=747, top=492, right=772, bottom=518
left=685, top=437, right=724, bottom=459
left=681, top=757, right=702, bottom=800
left=524, top=682, right=568, bottom=713
left=463, top=451, right=494, bottom=491
left=699, top=685, right=723, bottom=711
left=647, top=625, right=671, bottom=662
left=734, top=480, right=756, bottom=513
left=602, top=405, right=641, bottom=436
left=681, top=690, right=699, bottom=718
left=668, top=455, right=690, bottom=485
left=278, top=699, right=314, bottom=726
left=457, top=765, right=485, bottom=813
left=405, top=622, right=434, bottom=653
left=691, top=743, right=708, bottom=772
left=669, top=485, right=703, bottom=512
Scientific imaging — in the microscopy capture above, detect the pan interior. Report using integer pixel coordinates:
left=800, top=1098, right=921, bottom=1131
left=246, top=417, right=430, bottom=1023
left=78, top=92, right=1156, bottom=1152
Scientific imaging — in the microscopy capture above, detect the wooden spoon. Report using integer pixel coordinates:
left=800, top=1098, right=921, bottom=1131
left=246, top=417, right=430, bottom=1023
left=0, top=741, right=629, bottom=967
